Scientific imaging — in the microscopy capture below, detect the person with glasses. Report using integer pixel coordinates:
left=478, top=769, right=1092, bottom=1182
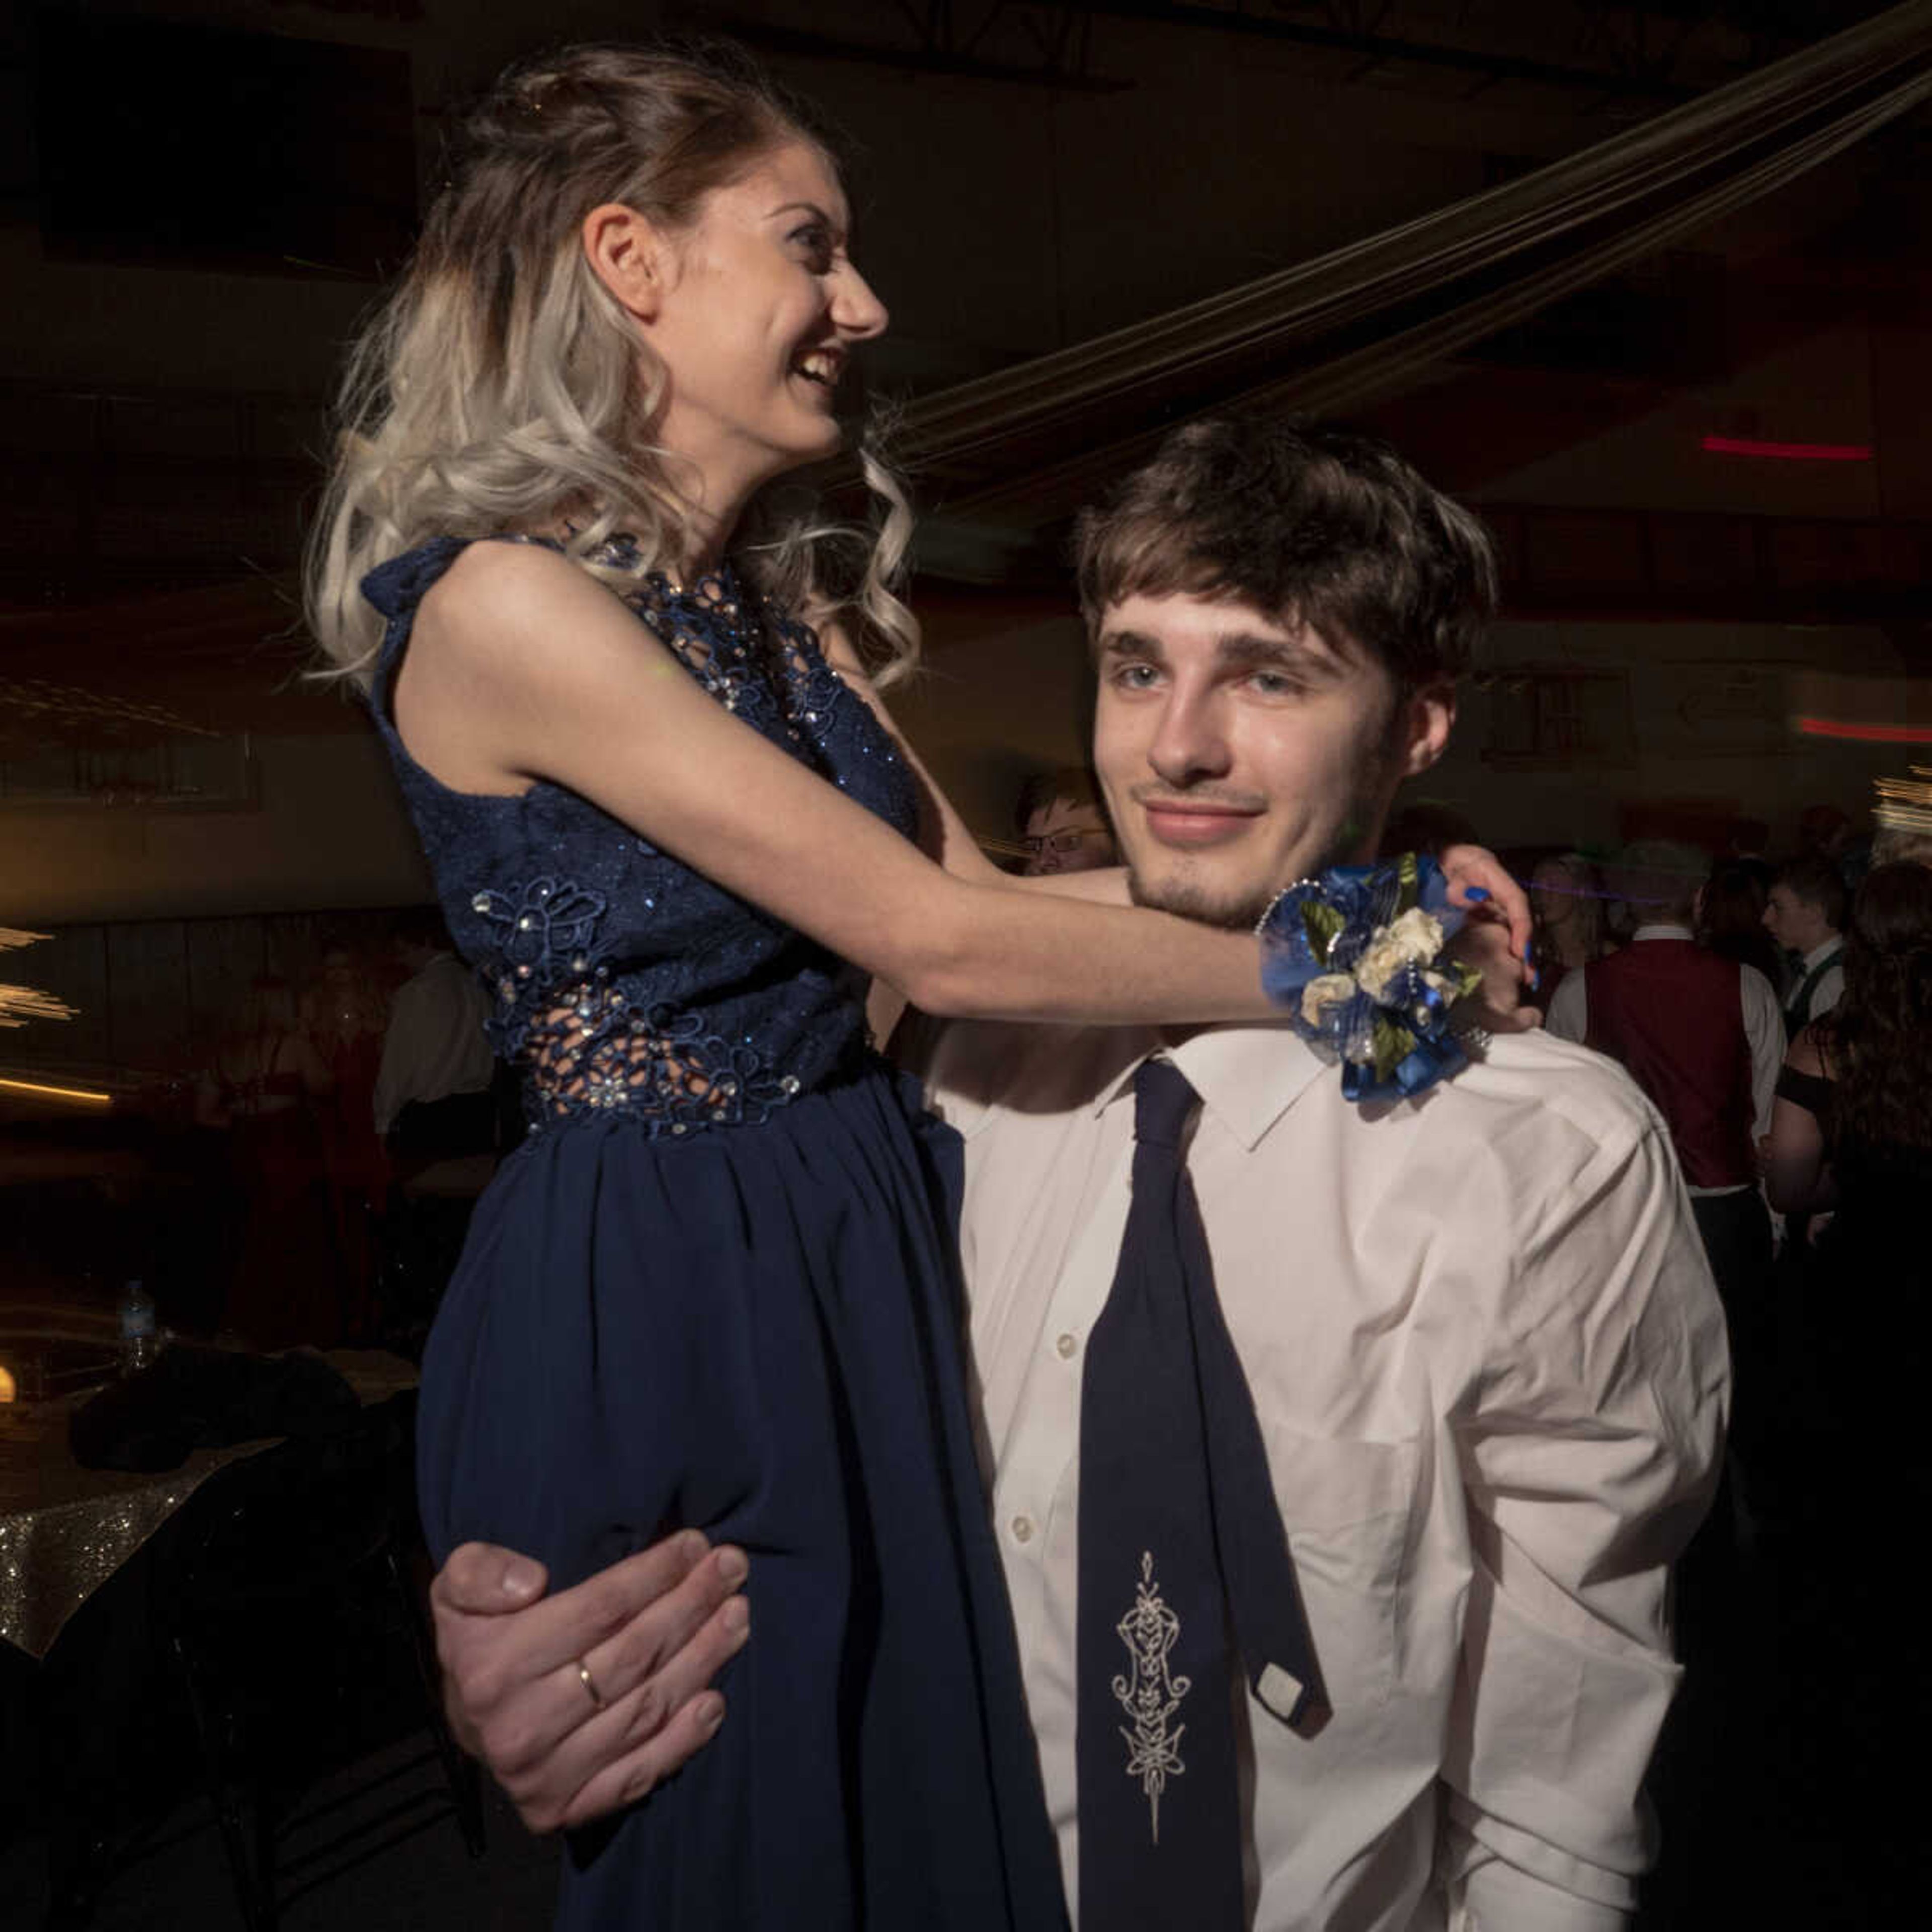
left=1016, top=766, right=1119, bottom=876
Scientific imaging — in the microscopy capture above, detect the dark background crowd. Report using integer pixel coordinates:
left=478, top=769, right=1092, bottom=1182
left=5, top=906, right=510, bottom=1365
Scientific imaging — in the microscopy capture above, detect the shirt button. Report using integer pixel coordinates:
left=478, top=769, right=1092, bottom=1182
left=1055, top=1332, right=1078, bottom=1360
left=1010, top=1514, right=1035, bottom=1544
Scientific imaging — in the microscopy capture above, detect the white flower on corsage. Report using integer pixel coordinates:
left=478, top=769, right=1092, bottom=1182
left=1299, top=973, right=1357, bottom=1028
left=1257, top=853, right=1484, bottom=1105
left=1353, top=908, right=1445, bottom=1003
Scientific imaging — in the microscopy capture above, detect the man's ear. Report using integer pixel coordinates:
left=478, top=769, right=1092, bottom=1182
left=582, top=202, right=669, bottom=321
left=1397, top=682, right=1456, bottom=779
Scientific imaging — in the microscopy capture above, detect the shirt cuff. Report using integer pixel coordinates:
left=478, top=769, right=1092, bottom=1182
left=1441, top=1805, right=1636, bottom=1931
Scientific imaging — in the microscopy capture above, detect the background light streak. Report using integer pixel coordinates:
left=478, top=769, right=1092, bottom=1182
left=0, top=928, right=78, bottom=1029
left=0, top=1074, right=111, bottom=1105
left=1795, top=717, right=1932, bottom=744
left=1699, top=435, right=1873, bottom=462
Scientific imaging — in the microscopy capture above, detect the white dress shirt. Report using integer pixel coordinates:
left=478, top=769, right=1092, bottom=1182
left=917, top=1019, right=1727, bottom=1932
left=1788, top=937, right=1845, bottom=1030
left=372, top=950, right=496, bottom=1135
left=1542, top=927, right=1785, bottom=1186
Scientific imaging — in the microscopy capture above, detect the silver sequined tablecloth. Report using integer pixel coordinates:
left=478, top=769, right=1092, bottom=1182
left=0, top=1348, right=417, bottom=1660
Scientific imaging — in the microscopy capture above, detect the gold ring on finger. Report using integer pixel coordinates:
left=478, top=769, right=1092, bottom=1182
left=575, top=1658, right=606, bottom=1711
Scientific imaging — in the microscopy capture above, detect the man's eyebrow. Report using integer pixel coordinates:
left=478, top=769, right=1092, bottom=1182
left=1098, top=628, right=1164, bottom=658
left=1215, top=630, right=1345, bottom=675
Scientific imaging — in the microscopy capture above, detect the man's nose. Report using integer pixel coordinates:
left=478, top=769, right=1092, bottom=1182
left=1148, top=690, right=1231, bottom=787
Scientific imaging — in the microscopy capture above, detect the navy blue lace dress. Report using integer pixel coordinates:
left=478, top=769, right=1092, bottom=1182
left=361, top=538, right=1065, bottom=1932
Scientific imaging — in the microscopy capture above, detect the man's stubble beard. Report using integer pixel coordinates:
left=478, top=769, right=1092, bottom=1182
left=1110, top=704, right=1410, bottom=931
left=1125, top=866, right=1277, bottom=933
left=1121, top=794, right=1393, bottom=933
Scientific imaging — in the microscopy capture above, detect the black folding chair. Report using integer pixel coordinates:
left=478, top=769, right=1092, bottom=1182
left=154, top=1400, right=484, bottom=1931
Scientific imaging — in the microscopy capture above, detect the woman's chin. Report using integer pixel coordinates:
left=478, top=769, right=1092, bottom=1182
left=758, top=418, right=848, bottom=481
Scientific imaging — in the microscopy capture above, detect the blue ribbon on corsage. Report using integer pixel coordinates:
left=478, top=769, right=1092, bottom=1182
left=1256, top=853, right=1485, bottom=1105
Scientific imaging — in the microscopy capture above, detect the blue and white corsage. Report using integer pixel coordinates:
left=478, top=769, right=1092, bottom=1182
left=1256, top=852, right=1484, bottom=1105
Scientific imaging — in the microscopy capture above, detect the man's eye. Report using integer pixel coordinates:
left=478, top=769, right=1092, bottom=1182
left=1248, top=671, right=1302, bottom=696
left=1111, top=663, right=1160, bottom=690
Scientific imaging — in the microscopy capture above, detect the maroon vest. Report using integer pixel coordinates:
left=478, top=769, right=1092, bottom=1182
left=1584, top=941, right=1756, bottom=1188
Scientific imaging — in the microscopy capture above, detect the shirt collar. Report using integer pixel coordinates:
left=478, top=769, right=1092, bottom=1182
left=1802, top=936, right=1843, bottom=971
left=1090, top=1021, right=1328, bottom=1153
left=1632, top=923, right=1695, bottom=942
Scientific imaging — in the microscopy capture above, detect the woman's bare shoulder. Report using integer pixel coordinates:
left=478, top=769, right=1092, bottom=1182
left=396, top=541, right=633, bottom=794
left=414, top=539, right=600, bottom=659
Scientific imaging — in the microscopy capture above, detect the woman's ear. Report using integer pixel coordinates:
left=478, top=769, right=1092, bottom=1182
left=582, top=202, right=667, bottom=320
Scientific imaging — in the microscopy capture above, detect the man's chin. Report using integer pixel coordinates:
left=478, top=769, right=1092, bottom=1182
left=1126, top=867, right=1274, bottom=933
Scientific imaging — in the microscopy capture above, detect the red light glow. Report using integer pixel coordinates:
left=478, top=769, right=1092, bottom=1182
left=1795, top=717, right=1932, bottom=744
left=1700, top=436, right=1873, bottom=462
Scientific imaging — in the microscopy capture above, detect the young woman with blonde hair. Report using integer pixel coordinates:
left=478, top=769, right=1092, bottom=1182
left=311, top=42, right=1521, bottom=1928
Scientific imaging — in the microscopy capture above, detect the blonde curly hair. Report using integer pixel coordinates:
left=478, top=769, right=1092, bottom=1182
left=306, top=42, right=917, bottom=690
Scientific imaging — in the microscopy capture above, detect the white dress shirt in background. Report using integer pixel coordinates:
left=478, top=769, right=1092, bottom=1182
left=1788, top=936, right=1845, bottom=1030
left=372, top=950, right=496, bottom=1135
left=917, top=1019, right=1728, bottom=1932
left=1542, top=925, right=1785, bottom=1175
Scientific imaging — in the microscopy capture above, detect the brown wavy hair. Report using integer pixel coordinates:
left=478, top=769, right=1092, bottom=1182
left=1814, top=861, right=1932, bottom=1162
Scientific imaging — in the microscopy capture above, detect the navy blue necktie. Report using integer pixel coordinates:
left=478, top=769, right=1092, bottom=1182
left=1077, top=1058, right=1329, bottom=1931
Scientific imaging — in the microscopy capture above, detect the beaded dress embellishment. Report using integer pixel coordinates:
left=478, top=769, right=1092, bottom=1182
left=467, top=547, right=861, bottom=1136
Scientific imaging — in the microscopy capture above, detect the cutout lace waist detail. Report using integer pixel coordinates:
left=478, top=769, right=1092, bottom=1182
left=521, top=972, right=803, bottom=1134
left=469, top=876, right=816, bottom=1136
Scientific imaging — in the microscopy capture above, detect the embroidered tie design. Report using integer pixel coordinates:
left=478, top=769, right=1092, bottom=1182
left=1077, top=1060, right=1328, bottom=1929
left=1112, top=1552, right=1190, bottom=1843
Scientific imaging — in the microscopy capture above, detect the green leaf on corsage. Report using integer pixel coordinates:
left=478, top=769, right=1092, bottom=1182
left=1391, top=850, right=1419, bottom=915
left=1371, top=1014, right=1417, bottom=1081
left=1301, top=899, right=1346, bottom=962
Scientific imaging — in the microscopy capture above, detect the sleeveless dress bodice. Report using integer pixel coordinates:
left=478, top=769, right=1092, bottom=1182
left=361, top=535, right=913, bottom=1134
left=360, top=535, right=1065, bottom=1932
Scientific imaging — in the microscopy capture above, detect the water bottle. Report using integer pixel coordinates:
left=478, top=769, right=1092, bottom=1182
left=117, top=1280, right=160, bottom=1375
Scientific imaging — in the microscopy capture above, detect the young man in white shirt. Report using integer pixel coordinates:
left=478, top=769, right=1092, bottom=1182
left=422, top=423, right=1728, bottom=1929
left=1763, top=854, right=1847, bottom=1035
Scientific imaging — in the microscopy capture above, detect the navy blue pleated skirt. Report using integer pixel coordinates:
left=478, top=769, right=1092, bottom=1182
left=417, top=1060, right=1066, bottom=1931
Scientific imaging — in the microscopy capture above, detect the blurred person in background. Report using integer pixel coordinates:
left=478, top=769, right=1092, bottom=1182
left=1870, top=823, right=1932, bottom=869
left=1762, top=860, right=1932, bottom=1905
left=1764, top=853, right=1847, bottom=1036
left=1698, top=858, right=1785, bottom=993
left=303, top=937, right=391, bottom=1334
left=1546, top=842, right=1780, bottom=1439
left=374, top=907, right=500, bottom=1354
left=1765, top=857, right=1932, bottom=1325
left=1014, top=766, right=1117, bottom=876
left=302, top=938, right=391, bottom=1099
left=195, top=976, right=341, bottom=1348
left=1795, top=801, right=1865, bottom=888
left=1527, top=850, right=1612, bottom=1014
left=1868, top=767, right=1932, bottom=871
left=374, top=907, right=497, bottom=1162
